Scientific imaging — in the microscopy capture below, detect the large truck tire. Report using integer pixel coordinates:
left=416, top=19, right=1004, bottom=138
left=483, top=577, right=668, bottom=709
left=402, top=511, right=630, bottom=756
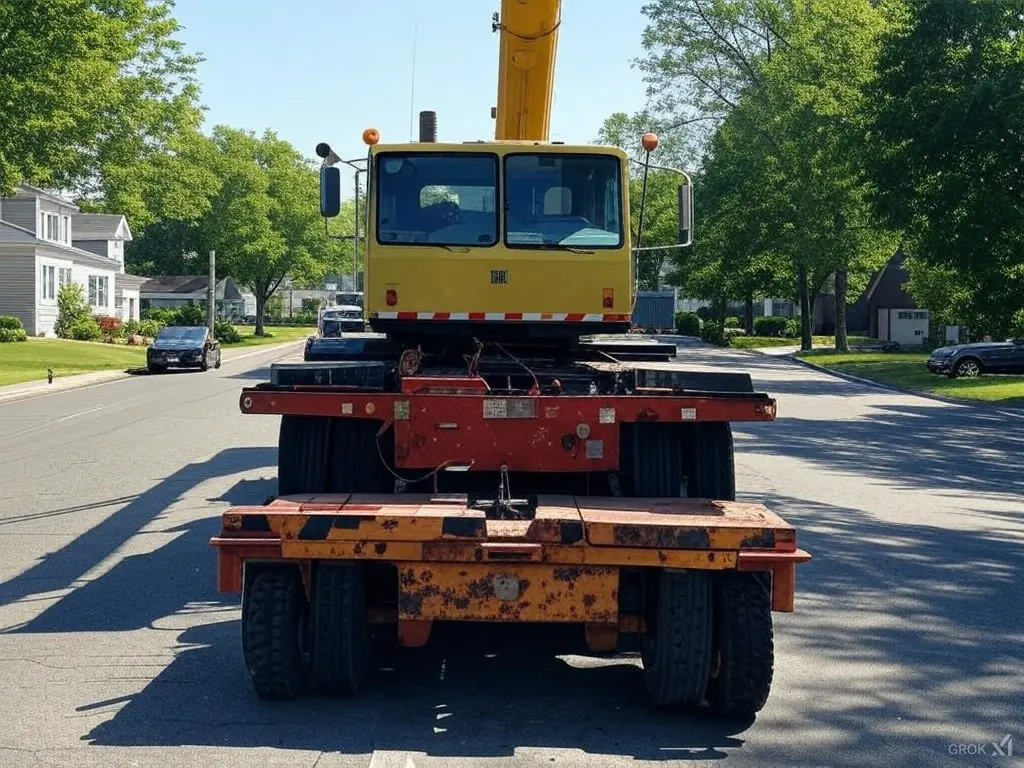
left=311, top=562, right=371, bottom=696
left=622, top=422, right=735, bottom=500
left=278, top=415, right=330, bottom=495
left=641, top=569, right=713, bottom=708
left=706, top=572, right=774, bottom=716
left=327, top=418, right=390, bottom=493
left=241, top=567, right=310, bottom=700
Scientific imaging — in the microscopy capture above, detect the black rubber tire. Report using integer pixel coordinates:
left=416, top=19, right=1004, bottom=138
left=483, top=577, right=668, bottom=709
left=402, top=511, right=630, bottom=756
left=641, top=569, right=713, bottom=708
left=278, top=415, right=331, bottom=495
left=241, top=567, right=310, bottom=700
left=327, top=418, right=391, bottom=493
left=623, top=422, right=735, bottom=501
left=685, top=422, right=736, bottom=501
left=706, top=572, right=774, bottom=716
left=311, top=562, right=371, bottom=696
left=200, top=351, right=209, bottom=372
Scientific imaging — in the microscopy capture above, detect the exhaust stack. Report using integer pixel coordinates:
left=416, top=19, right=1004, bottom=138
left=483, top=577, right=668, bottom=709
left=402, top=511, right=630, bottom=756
left=419, top=110, right=437, bottom=143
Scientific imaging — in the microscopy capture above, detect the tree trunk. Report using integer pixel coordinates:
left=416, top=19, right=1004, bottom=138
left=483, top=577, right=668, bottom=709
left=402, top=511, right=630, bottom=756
left=798, top=264, right=812, bottom=351
left=716, top=296, right=727, bottom=328
left=254, top=292, right=266, bottom=336
left=744, top=294, right=754, bottom=335
left=835, top=267, right=848, bottom=352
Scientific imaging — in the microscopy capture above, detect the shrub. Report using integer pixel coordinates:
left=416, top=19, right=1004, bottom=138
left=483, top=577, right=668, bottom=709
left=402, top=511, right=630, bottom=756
left=0, top=315, right=24, bottom=331
left=701, top=319, right=726, bottom=346
left=139, top=319, right=161, bottom=339
left=68, top=317, right=102, bottom=341
left=96, top=315, right=124, bottom=339
left=784, top=318, right=801, bottom=338
left=674, top=311, right=702, bottom=336
left=0, top=328, right=27, bottom=342
left=724, top=315, right=741, bottom=329
left=122, top=319, right=141, bottom=337
left=55, top=282, right=91, bottom=339
left=215, top=321, right=242, bottom=344
left=142, top=307, right=179, bottom=325
left=1011, top=309, right=1024, bottom=339
left=173, top=303, right=206, bottom=326
left=753, top=315, right=789, bottom=337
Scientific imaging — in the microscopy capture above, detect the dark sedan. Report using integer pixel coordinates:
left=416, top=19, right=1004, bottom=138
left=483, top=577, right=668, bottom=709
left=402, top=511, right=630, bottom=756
left=147, top=325, right=222, bottom=373
left=926, top=338, right=1024, bottom=378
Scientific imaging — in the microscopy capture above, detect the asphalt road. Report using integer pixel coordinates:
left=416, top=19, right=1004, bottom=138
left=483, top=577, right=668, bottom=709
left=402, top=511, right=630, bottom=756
left=0, top=339, right=1021, bottom=768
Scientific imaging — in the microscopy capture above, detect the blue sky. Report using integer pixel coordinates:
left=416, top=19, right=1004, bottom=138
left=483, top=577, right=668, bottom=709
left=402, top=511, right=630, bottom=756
left=171, top=0, right=651, bottom=190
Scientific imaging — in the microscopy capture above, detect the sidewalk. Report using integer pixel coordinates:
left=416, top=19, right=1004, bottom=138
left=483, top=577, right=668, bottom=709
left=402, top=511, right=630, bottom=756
left=0, top=339, right=304, bottom=405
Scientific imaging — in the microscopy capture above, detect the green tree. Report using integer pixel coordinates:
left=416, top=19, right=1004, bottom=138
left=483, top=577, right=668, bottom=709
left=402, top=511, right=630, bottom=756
left=865, top=0, right=1024, bottom=338
left=0, top=0, right=202, bottom=197
left=54, top=282, right=91, bottom=339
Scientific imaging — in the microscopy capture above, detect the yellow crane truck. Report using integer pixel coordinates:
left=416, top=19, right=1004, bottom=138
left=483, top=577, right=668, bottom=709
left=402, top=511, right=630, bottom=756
left=210, top=0, right=811, bottom=716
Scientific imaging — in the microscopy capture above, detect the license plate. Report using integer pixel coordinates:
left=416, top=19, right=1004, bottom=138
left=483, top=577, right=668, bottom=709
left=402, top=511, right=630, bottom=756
left=166, top=356, right=178, bottom=363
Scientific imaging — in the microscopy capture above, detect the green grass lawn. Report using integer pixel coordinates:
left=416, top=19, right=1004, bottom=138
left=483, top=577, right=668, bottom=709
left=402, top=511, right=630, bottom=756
left=796, top=349, right=1024, bottom=404
left=0, top=326, right=312, bottom=387
left=226, top=325, right=314, bottom=347
left=0, top=338, right=146, bottom=386
left=730, top=335, right=871, bottom=350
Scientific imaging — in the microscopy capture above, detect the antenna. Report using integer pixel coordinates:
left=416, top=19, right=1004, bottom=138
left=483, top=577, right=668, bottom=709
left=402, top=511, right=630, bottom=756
left=408, top=19, right=418, bottom=141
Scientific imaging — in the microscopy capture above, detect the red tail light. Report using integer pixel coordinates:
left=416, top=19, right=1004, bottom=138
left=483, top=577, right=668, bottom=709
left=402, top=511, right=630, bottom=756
left=385, top=289, right=398, bottom=306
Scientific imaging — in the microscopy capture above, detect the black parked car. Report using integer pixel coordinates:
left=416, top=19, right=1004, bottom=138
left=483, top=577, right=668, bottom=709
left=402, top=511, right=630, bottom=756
left=926, top=338, right=1024, bottom=378
left=147, top=325, right=222, bottom=373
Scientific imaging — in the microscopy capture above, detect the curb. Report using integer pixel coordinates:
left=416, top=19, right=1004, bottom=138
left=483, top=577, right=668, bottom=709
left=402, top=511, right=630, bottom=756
left=789, top=353, right=1024, bottom=412
left=0, top=339, right=304, bottom=406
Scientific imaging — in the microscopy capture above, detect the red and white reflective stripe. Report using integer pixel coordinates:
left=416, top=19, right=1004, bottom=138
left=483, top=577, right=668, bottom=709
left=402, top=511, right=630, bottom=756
left=373, top=312, right=631, bottom=322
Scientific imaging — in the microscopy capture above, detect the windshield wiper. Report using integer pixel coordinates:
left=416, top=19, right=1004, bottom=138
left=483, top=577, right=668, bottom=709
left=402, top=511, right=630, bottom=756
left=533, top=244, right=596, bottom=254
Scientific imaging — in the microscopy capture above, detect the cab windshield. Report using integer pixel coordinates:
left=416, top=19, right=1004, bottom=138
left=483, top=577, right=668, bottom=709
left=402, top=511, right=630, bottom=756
left=504, top=153, right=623, bottom=249
left=375, top=152, right=498, bottom=247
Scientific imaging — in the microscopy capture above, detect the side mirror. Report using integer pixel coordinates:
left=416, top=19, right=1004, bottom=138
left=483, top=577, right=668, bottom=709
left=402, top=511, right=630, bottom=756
left=677, top=184, right=693, bottom=245
left=320, top=166, right=341, bottom=218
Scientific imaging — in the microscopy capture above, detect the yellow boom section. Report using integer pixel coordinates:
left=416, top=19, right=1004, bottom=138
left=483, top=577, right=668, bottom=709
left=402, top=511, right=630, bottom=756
left=494, top=0, right=561, bottom=142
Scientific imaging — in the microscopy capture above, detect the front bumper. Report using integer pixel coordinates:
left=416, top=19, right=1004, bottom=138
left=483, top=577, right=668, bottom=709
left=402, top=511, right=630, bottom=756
left=148, top=349, right=204, bottom=368
left=926, top=357, right=952, bottom=373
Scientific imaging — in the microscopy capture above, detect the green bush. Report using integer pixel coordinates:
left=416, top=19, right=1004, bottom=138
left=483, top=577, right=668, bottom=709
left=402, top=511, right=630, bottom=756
left=139, top=319, right=161, bottom=338
left=674, top=311, right=702, bottom=336
left=0, top=328, right=27, bottom=342
left=1011, top=309, right=1024, bottom=339
left=695, top=306, right=716, bottom=321
left=701, top=319, right=726, bottom=346
left=753, top=315, right=789, bottom=337
left=55, top=282, right=91, bottom=339
left=172, top=303, right=206, bottom=326
left=142, top=307, right=178, bottom=325
left=122, top=319, right=141, bottom=337
left=215, top=321, right=242, bottom=344
left=724, top=316, right=741, bottom=329
left=0, top=315, right=24, bottom=331
left=68, top=317, right=102, bottom=341
left=784, top=318, right=801, bottom=338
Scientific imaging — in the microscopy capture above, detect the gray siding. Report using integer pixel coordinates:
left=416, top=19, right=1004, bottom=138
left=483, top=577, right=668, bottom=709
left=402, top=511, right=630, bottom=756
left=1, top=197, right=39, bottom=235
left=0, top=248, right=38, bottom=335
left=75, top=240, right=109, bottom=258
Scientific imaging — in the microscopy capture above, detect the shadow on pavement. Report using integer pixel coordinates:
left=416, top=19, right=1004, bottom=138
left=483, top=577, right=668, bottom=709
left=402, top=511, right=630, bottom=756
left=0, top=447, right=276, bottom=622
left=81, top=620, right=751, bottom=760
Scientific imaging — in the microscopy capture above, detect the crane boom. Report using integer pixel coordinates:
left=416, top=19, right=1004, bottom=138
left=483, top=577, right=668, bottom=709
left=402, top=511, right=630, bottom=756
left=493, top=0, right=561, bottom=142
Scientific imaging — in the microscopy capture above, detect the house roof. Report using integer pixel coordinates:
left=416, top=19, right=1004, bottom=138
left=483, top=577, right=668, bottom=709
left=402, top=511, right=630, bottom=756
left=16, top=183, right=80, bottom=210
left=0, top=219, right=116, bottom=270
left=72, top=213, right=131, bottom=242
left=140, top=275, right=244, bottom=300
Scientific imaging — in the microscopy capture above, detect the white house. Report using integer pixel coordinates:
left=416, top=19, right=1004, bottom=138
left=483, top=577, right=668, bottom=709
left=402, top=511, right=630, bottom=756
left=0, top=185, right=143, bottom=336
left=72, top=212, right=143, bottom=324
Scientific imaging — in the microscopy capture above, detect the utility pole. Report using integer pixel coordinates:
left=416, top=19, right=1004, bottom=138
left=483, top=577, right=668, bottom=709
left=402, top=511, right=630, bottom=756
left=207, top=250, right=216, bottom=332
left=353, top=171, right=361, bottom=291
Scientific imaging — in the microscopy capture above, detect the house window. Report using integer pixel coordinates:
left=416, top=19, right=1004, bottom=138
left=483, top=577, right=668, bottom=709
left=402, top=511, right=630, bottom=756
left=40, top=265, right=56, bottom=300
left=38, top=211, right=62, bottom=243
left=58, top=267, right=72, bottom=288
left=88, top=275, right=109, bottom=307
left=63, top=215, right=71, bottom=244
